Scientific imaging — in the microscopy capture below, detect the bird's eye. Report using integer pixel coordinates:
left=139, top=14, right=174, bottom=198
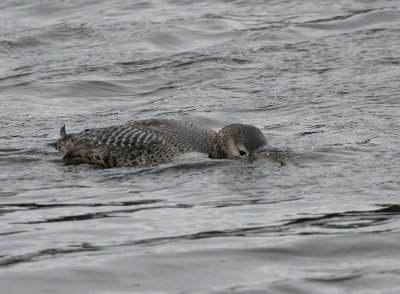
left=239, top=150, right=247, bottom=156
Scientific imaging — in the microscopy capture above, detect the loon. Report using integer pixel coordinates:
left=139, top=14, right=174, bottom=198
left=56, top=119, right=267, bottom=167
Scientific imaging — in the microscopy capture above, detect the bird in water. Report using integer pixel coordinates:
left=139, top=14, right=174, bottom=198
left=56, top=119, right=267, bottom=168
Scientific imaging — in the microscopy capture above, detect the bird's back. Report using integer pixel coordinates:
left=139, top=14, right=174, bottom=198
left=57, top=119, right=216, bottom=167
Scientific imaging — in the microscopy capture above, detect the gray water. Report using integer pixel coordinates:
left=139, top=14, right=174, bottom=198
left=1, top=0, right=400, bottom=293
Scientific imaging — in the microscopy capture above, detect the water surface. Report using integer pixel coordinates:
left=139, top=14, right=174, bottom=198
left=1, top=0, right=400, bottom=292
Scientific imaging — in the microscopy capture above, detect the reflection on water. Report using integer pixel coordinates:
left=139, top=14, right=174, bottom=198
left=1, top=0, right=400, bottom=292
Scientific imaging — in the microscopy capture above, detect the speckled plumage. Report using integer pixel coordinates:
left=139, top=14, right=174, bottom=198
left=57, top=119, right=217, bottom=167
left=56, top=118, right=267, bottom=168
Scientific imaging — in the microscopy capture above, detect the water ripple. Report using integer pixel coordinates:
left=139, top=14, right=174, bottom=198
left=295, top=9, right=400, bottom=35
left=1, top=0, right=400, bottom=292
